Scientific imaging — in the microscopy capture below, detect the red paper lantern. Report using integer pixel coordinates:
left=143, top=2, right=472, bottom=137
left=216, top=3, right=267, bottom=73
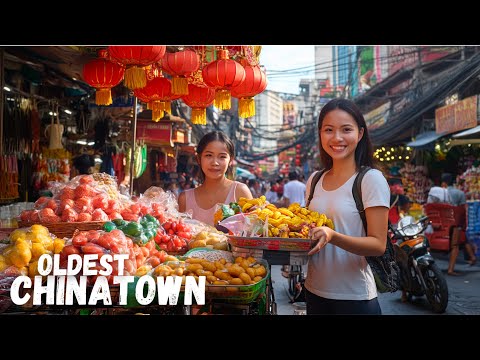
left=182, top=84, right=215, bottom=125
left=202, top=50, right=245, bottom=110
left=134, top=76, right=180, bottom=122
left=82, top=49, right=125, bottom=106
left=231, top=65, right=267, bottom=118
left=108, top=46, right=166, bottom=89
left=161, top=50, right=200, bottom=95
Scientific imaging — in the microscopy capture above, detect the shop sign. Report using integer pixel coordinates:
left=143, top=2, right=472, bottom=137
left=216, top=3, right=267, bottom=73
left=435, top=95, right=478, bottom=134
left=364, top=101, right=390, bottom=130
left=136, top=121, right=173, bottom=146
left=172, top=129, right=185, bottom=144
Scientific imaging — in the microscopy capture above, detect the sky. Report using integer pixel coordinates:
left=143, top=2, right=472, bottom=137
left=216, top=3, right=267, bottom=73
left=260, top=45, right=316, bottom=95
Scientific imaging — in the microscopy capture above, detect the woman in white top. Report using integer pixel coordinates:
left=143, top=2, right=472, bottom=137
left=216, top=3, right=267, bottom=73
left=305, top=98, right=390, bottom=315
left=178, top=131, right=252, bottom=227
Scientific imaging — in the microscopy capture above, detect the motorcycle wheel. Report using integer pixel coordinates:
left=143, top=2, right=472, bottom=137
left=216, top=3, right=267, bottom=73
left=422, top=263, right=449, bottom=313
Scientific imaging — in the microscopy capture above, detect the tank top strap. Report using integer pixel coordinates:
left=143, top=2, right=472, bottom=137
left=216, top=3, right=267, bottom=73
left=225, top=181, right=239, bottom=204
left=184, top=188, right=196, bottom=209
left=233, top=181, right=238, bottom=203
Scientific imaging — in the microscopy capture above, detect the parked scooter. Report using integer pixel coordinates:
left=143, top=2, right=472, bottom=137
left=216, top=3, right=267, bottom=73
left=391, top=216, right=449, bottom=313
left=282, top=264, right=305, bottom=303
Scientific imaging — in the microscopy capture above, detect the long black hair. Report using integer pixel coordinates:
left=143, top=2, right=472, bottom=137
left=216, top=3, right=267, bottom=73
left=196, top=131, right=235, bottom=182
left=317, top=98, right=374, bottom=170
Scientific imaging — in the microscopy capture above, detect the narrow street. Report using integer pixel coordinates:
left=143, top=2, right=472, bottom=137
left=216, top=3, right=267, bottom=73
left=271, top=252, right=480, bottom=315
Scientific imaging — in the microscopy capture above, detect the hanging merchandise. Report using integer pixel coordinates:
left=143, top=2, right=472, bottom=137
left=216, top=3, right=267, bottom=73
left=133, top=142, right=147, bottom=179
left=399, top=163, right=431, bottom=204
left=31, top=99, right=41, bottom=153
left=0, top=154, right=19, bottom=201
left=44, top=103, right=64, bottom=150
left=141, top=144, right=147, bottom=177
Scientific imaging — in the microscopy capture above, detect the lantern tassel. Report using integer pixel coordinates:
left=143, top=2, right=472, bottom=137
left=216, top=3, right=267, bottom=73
left=152, top=109, right=164, bottom=122
left=163, top=101, right=172, bottom=114
left=191, top=108, right=206, bottom=125
left=214, top=89, right=231, bottom=110
left=124, top=66, right=147, bottom=89
left=95, top=88, right=113, bottom=106
left=238, top=97, right=255, bottom=118
left=171, top=77, right=189, bottom=95
left=151, top=101, right=165, bottom=121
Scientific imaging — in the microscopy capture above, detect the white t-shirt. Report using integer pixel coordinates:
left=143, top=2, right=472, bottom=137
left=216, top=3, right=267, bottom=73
left=283, top=180, right=307, bottom=207
left=304, top=168, right=390, bottom=300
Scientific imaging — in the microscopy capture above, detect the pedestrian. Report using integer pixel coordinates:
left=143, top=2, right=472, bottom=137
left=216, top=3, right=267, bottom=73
left=427, top=172, right=476, bottom=275
left=304, top=98, right=390, bottom=315
left=388, top=179, right=411, bottom=227
left=248, top=179, right=262, bottom=198
left=265, top=181, right=279, bottom=205
left=178, top=131, right=252, bottom=227
left=283, top=170, right=307, bottom=207
left=73, top=147, right=95, bottom=175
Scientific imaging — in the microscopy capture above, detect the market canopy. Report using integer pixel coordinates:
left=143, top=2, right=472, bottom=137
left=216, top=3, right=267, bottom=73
left=236, top=167, right=256, bottom=180
left=452, top=125, right=480, bottom=138
left=406, top=131, right=446, bottom=147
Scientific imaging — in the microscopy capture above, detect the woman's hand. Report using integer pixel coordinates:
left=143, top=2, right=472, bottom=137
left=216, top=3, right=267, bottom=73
left=308, top=226, right=335, bottom=256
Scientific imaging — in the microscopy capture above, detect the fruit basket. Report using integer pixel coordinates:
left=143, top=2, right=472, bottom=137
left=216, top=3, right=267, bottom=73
left=228, top=236, right=314, bottom=252
left=201, top=259, right=270, bottom=304
left=17, top=220, right=105, bottom=239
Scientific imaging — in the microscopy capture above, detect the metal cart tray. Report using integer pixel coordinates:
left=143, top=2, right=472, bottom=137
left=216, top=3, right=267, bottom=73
left=231, top=246, right=309, bottom=266
left=228, top=236, right=314, bottom=252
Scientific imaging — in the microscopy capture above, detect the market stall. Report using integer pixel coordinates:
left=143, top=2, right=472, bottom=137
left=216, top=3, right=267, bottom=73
left=1, top=173, right=306, bottom=315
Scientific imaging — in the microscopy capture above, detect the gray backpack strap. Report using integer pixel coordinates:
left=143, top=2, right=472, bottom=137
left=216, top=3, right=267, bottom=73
left=306, top=169, right=326, bottom=208
left=352, top=166, right=372, bottom=232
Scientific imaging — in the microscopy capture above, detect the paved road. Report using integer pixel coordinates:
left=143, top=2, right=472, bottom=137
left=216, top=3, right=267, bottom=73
left=270, top=252, right=480, bottom=315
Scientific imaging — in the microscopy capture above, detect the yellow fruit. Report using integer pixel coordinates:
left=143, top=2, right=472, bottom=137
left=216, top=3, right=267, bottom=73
left=7, top=240, right=32, bottom=268
left=9, top=229, right=27, bottom=242
left=53, top=239, right=65, bottom=254
left=31, top=243, right=49, bottom=260
left=30, top=224, right=50, bottom=237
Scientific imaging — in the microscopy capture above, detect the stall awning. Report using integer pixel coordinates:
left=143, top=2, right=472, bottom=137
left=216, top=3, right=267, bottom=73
left=236, top=167, right=256, bottom=180
left=452, top=125, right=480, bottom=138
left=406, top=131, right=446, bottom=147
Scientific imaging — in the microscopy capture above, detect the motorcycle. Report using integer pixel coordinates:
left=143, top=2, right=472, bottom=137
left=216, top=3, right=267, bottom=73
left=390, top=215, right=449, bottom=313
left=282, top=264, right=306, bottom=303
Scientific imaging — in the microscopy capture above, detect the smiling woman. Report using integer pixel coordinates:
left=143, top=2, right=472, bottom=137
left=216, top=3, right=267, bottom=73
left=303, top=98, right=391, bottom=315
left=178, top=131, right=253, bottom=226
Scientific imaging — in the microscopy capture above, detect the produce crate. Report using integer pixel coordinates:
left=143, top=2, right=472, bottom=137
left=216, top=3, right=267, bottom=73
left=17, top=220, right=105, bottom=239
left=202, top=259, right=270, bottom=304
left=231, top=246, right=309, bottom=266
left=228, top=236, right=314, bottom=251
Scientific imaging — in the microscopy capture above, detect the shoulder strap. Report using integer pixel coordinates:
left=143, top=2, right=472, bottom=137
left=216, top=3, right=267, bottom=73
left=306, top=169, right=326, bottom=207
left=352, top=166, right=372, bottom=232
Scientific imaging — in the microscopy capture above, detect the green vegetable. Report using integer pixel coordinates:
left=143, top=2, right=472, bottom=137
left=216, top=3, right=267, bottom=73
left=124, top=222, right=143, bottom=237
left=103, top=221, right=117, bottom=232
left=230, top=202, right=242, bottom=214
left=222, top=204, right=235, bottom=218
left=113, top=219, right=127, bottom=227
